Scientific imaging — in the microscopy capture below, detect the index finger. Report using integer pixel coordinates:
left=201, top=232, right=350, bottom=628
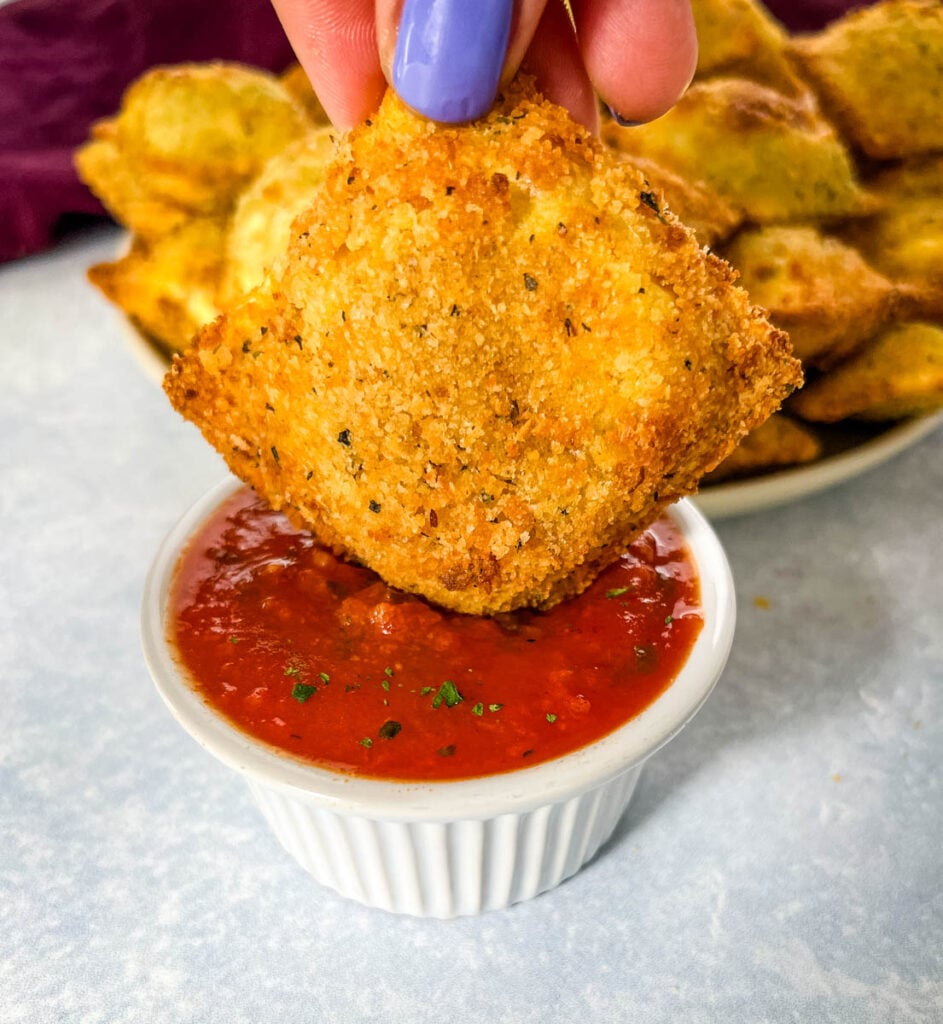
left=271, top=0, right=387, bottom=128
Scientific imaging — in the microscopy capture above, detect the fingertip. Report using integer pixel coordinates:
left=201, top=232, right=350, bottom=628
left=312, top=64, right=388, bottom=131
left=577, top=0, right=698, bottom=124
left=521, top=0, right=599, bottom=131
left=388, top=0, right=514, bottom=123
left=271, top=0, right=386, bottom=129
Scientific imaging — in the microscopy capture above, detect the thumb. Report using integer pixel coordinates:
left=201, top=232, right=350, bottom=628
left=377, top=0, right=549, bottom=122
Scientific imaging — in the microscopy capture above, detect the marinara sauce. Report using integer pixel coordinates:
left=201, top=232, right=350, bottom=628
left=170, top=488, right=702, bottom=782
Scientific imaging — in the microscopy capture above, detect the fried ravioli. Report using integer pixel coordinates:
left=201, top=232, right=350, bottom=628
left=705, top=413, right=822, bottom=481
left=280, top=63, right=330, bottom=125
left=165, top=79, right=801, bottom=614
left=220, top=128, right=337, bottom=304
left=789, top=0, right=943, bottom=160
left=76, top=62, right=311, bottom=227
left=791, top=322, right=943, bottom=422
left=89, top=217, right=226, bottom=355
left=75, top=132, right=191, bottom=242
left=723, top=225, right=899, bottom=369
left=842, top=160, right=943, bottom=320
left=691, top=0, right=808, bottom=96
left=605, top=78, right=875, bottom=224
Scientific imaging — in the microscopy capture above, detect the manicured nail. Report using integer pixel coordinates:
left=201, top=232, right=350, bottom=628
left=393, top=0, right=513, bottom=123
left=608, top=106, right=642, bottom=128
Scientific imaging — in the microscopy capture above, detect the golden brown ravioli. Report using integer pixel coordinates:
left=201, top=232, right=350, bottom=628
left=166, top=80, right=801, bottom=614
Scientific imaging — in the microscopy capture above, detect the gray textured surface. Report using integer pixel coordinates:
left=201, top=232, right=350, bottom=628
left=2, top=228, right=941, bottom=1024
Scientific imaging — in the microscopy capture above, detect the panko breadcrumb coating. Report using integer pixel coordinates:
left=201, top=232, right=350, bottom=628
left=166, top=79, right=801, bottom=614
left=600, top=147, right=744, bottom=247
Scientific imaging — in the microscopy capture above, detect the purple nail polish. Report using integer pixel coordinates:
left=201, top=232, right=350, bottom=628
left=608, top=107, right=642, bottom=128
left=393, top=0, right=513, bottom=123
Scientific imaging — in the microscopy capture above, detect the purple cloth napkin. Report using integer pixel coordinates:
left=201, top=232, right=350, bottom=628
left=0, top=0, right=293, bottom=263
left=0, top=0, right=871, bottom=264
left=765, top=0, right=872, bottom=32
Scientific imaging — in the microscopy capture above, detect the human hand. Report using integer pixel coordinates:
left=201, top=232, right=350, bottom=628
left=270, top=0, right=697, bottom=131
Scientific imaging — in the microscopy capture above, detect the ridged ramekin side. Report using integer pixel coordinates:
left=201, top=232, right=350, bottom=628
left=246, top=765, right=642, bottom=918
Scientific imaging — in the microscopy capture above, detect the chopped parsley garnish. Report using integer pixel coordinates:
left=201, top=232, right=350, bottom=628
left=546, top=713, right=558, bottom=723
left=606, top=586, right=630, bottom=598
left=664, top=615, right=674, bottom=625
left=227, top=635, right=240, bottom=644
left=420, top=686, right=434, bottom=696
left=432, top=680, right=463, bottom=709
left=472, top=702, right=484, bottom=717
left=291, top=683, right=316, bottom=703
left=489, top=703, right=503, bottom=713
left=639, top=190, right=661, bottom=215
left=359, top=737, right=373, bottom=748
left=381, top=680, right=390, bottom=692
left=284, top=666, right=301, bottom=676
left=378, top=720, right=402, bottom=740
left=384, top=667, right=395, bottom=678
left=319, top=671, right=330, bottom=684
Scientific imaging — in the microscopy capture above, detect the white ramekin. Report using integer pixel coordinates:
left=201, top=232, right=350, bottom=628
left=142, top=477, right=735, bottom=918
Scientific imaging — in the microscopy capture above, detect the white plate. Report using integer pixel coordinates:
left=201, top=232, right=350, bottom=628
left=119, top=315, right=172, bottom=385
left=119, top=318, right=943, bottom=521
left=695, top=411, right=943, bottom=519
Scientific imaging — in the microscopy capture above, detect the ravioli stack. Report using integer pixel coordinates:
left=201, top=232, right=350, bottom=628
left=604, top=0, right=943, bottom=479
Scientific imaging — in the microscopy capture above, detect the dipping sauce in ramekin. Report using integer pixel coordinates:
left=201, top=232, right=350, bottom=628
left=170, top=485, right=704, bottom=782
left=143, top=478, right=735, bottom=917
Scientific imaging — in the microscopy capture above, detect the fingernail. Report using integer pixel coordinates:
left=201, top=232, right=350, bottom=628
left=608, top=106, right=642, bottom=128
left=393, top=0, right=513, bottom=123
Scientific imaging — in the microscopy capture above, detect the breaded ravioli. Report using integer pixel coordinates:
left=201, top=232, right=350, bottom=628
left=220, top=128, right=337, bottom=304
left=166, top=79, right=801, bottom=614
left=841, top=159, right=943, bottom=321
left=790, top=323, right=943, bottom=422
left=722, top=225, right=898, bottom=369
left=789, top=0, right=943, bottom=160
left=705, top=413, right=822, bottom=482
left=89, top=217, right=227, bottom=355
left=690, top=0, right=807, bottom=97
left=76, top=62, right=312, bottom=230
left=605, top=78, right=874, bottom=224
